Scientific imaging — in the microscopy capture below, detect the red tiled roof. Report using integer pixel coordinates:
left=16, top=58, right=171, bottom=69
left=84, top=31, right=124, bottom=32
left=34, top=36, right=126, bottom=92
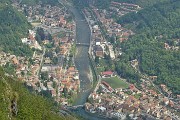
left=101, top=81, right=113, bottom=92
left=101, top=71, right=113, bottom=75
left=129, top=84, right=135, bottom=90
left=101, top=81, right=110, bottom=88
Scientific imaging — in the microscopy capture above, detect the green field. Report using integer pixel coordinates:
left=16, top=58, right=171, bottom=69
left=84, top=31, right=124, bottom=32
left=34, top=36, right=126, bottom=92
left=102, top=77, right=129, bottom=89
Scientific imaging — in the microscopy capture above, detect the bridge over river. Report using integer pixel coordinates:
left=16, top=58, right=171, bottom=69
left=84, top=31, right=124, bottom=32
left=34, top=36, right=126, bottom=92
left=76, top=43, right=90, bottom=46
left=66, top=104, right=84, bottom=109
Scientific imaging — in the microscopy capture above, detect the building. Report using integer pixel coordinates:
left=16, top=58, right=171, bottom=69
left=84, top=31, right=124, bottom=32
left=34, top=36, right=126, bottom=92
left=94, top=45, right=104, bottom=57
left=101, top=71, right=114, bottom=78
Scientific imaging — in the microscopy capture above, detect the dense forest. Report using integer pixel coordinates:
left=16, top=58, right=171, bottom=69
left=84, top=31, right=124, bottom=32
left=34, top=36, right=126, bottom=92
left=0, top=2, right=33, bottom=56
left=0, top=67, right=71, bottom=120
left=116, top=0, right=180, bottom=94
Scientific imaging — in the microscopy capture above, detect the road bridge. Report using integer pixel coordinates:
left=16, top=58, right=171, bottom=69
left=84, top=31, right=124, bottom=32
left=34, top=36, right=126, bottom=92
left=76, top=43, right=90, bottom=46
left=66, top=104, right=84, bottom=109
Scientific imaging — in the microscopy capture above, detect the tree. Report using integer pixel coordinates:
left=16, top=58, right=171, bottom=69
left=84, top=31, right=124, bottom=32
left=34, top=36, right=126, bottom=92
left=95, top=56, right=99, bottom=64
left=45, top=51, right=53, bottom=58
left=63, top=87, right=68, bottom=98
left=47, top=33, right=52, bottom=42
left=52, top=57, right=58, bottom=65
left=55, top=47, right=60, bottom=54
left=41, top=72, right=49, bottom=81
left=35, top=33, right=42, bottom=44
left=36, top=28, right=45, bottom=40
left=53, top=81, right=57, bottom=88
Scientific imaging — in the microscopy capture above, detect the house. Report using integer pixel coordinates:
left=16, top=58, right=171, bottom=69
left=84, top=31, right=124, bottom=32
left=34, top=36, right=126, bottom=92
left=44, top=57, right=51, bottom=64
left=164, top=116, right=172, bottom=120
left=98, top=106, right=106, bottom=113
left=42, top=40, right=50, bottom=44
left=50, top=89, right=57, bottom=97
left=47, top=81, right=53, bottom=90
left=101, top=71, right=114, bottom=78
left=94, top=45, right=104, bottom=57
left=177, top=95, right=180, bottom=100
left=11, top=57, right=19, bottom=65
left=101, top=81, right=114, bottom=93
left=59, top=16, right=67, bottom=25
left=163, top=97, right=169, bottom=105
left=91, top=93, right=99, bottom=100
left=41, top=66, right=48, bottom=72
left=93, top=25, right=99, bottom=30
left=169, top=100, right=174, bottom=108
left=122, top=104, right=136, bottom=114
left=164, top=43, right=170, bottom=50
left=149, top=76, right=157, bottom=81
left=108, top=45, right=115, bottom=59
left=95, top=38, right=102, bottom=45
left=130, top=59, right=138, bottom=68
left=85, top=102, right=92, bottom=111
left=160, top=84, right=168, bottom=92
left=129, top=84, right=137, bottom=91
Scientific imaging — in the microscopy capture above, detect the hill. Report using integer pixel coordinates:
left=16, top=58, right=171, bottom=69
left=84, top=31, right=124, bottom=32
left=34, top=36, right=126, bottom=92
left=116, top=0, right=180, bottom=94
left=0, top=2, right=32, bottom=57
left=0, top=67, right=71, bottom=120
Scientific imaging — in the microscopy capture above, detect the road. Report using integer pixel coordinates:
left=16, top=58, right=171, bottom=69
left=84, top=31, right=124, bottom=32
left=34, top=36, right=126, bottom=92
left=37, top=47, right=46, bottom=76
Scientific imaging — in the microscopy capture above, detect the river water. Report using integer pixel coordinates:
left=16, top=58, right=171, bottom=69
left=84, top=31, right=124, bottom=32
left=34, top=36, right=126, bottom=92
left=70, top=6, right=92, bottom=105
left=57, top=1, right=111, bottom=120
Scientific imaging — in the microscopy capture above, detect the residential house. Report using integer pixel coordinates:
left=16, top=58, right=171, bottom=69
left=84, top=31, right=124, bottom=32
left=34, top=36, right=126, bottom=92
left=94, top=45, right=104, bottom=57
left=101, top=71, right=114, bottom=78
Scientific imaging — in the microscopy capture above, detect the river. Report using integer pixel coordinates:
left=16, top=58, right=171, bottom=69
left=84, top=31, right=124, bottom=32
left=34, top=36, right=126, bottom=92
left=58, top=1, right=112, bottom=120
left=70, top=6, right=92, bottom=105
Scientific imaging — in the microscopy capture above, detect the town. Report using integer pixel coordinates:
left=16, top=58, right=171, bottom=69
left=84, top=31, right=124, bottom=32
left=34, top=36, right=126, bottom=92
left=0, top=0, right=179, bottom=120
left=81, top=1, right=180, bottom=120
left=0, top=1, right=80, bottom=105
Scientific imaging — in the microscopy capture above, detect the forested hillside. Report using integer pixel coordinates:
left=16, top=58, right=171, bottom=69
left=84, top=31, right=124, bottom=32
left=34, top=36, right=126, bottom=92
left=0, top=2, right=32, bottom=56
left=117, top=0, right=180, bottom=94
left=0, top=67, right=68, bottom=120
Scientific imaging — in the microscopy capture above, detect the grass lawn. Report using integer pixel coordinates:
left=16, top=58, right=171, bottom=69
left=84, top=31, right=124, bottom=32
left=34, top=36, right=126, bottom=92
left=102, top=77, right=129, bottom=89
